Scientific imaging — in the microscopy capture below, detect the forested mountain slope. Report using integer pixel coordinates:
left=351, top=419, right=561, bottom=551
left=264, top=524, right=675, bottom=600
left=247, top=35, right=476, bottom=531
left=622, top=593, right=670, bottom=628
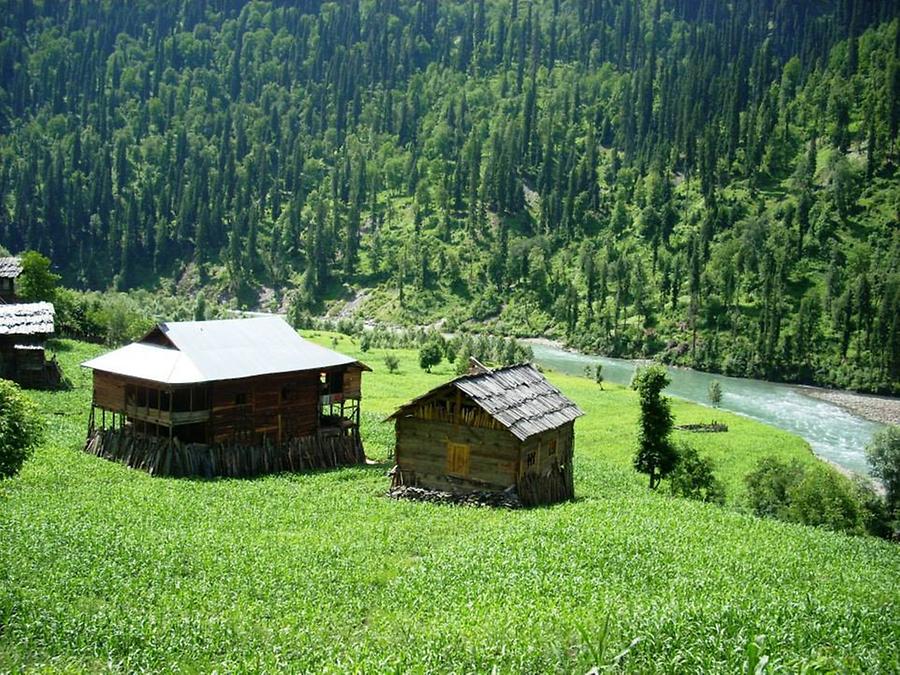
left=0, top=1, right=898, bottom=392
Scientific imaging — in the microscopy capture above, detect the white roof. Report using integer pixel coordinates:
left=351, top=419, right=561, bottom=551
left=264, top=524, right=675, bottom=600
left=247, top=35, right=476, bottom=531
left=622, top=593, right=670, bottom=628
left=84, top=342, right=204, bottom=383
left=0, top=302, right=55, bottom=335
left=0, top=257, right=22, bottom=279
left=82, top=316, right=363, bottom=385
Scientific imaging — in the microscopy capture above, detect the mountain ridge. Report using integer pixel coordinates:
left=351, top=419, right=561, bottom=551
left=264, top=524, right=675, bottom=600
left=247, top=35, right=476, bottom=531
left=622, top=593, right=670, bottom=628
left=0, top=0, right=897, bottom=392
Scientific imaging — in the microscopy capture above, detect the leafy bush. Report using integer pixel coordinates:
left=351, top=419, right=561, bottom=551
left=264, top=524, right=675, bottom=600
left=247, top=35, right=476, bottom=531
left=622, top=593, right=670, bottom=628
left=418, top=342, right=442, bottom=372
left=744, top=457, right=804, bottom=521
left=91, top=294, right=156, bottom=345
left=444, top=335, right=462, bottom=364
left=287, top=292, right=313, bottom=329
left=455, top=342, right=473, bottom=375
left=745, top=456, right=868, bottom=535
left=852, top=477, right=894, bottom=539
left=865, top=425, right=900, bottom=517
left=0, top=380, right=44, bottom=478
left=383, top=354, right=400, bottom=374
left=55, top=287, right=231, bottom=345
left=17, top=250, right=60, bottom=302
left=668, top=443, right=726, bottom=505
left=359, top=332, right=372, bottom=352
left=786, top=465, right=865, bottom=535
left=707, top=380, right=722, bottom=407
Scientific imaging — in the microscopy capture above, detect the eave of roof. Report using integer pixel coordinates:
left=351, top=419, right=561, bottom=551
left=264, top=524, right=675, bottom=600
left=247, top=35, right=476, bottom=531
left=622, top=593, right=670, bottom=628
left=82, top=343, right=205, bottom=385
left=81, top=316, right=369, bottom=384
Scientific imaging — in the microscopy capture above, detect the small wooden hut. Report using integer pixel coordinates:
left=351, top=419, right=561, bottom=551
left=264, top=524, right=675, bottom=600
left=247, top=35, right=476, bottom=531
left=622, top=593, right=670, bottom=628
left=0, top=256, right=22, bottom=302
left=82, top=316, right=370, bottom=477
left=389, top=362, right=583, bottom=506
left=0, top=302, right=61, bottom=388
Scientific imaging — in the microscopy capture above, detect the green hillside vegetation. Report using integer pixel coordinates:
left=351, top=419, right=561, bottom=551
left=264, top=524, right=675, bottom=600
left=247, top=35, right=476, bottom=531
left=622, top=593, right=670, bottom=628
left=1, top=338, right=898, bottom=672
left=0, top=1, right=898, bottom=392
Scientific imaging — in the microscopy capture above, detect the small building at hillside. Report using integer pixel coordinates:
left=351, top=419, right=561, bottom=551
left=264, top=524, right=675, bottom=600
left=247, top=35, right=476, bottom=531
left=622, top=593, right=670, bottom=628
left=0, top=302, right=62, bottom=388
left=81, top=316, right=370, bottom=478
left=0, top=257, right=22, bottom=303
left=388, top=362, right=584, bottom=506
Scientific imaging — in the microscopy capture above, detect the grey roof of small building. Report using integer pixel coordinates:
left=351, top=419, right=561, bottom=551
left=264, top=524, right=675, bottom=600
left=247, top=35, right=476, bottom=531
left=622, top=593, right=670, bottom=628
left=0, top=302, right=55, bottom=335
left=82, top=316, right=369, bottom=385
left=391, top=364, right=584, bottom=440
left=0, top=257, right=22, bottom=279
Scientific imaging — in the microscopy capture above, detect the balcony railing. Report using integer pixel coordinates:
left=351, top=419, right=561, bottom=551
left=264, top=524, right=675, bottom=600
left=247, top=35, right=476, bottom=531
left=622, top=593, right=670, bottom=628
left=126, top=404, right=210, bottom=427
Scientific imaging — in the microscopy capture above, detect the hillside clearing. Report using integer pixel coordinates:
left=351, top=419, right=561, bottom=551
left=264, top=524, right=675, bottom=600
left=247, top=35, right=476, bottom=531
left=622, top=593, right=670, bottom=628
left=0, top=337, right=897, bottom=672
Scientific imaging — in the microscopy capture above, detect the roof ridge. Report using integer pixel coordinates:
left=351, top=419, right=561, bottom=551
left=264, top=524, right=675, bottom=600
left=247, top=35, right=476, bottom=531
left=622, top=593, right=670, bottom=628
left=451, top=361, right=536, bottom=382
left=391, top=361, right=582, bottom=440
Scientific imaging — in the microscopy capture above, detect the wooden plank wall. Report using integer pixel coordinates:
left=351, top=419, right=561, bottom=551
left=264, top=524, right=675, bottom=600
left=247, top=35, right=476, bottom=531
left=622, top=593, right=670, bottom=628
left=210, top=371, right=320, bottom=444
left=395, top=417, right=520, bottom=491
left=343, top=368, right=362, bottom=397
left=93, top=371, right=127, bottom=411
left=518, top=422, right=574, bottom=478
left=516, top=422, right=575, bottom=506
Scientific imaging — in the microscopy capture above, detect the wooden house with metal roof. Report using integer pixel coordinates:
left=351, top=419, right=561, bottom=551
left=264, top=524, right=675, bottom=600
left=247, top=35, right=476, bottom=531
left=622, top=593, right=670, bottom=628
left=0, top=302, right=61, bottom=388
left=0, top=256, right=22, bottom=302
left=389, top=362, right=583, bottom=506
left=82, top=316, right=370, bottom=477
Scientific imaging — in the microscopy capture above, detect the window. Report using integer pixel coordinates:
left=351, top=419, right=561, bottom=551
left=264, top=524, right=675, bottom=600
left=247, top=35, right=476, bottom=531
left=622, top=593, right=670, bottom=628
left=548, top=438, right=557, bottom=456
left=235, top=393, right=248, bottom=405
left=446, top=442, right=470, bottom=476
left=526, top=451, right=537, bottom=467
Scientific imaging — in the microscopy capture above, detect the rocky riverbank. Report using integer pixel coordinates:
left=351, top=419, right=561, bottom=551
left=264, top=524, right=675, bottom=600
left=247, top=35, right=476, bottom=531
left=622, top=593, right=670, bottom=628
left=795, top=387, right=900, bottom=426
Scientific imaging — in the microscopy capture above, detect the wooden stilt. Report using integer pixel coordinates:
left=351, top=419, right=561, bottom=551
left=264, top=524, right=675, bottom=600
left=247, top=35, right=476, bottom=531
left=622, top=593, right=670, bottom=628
left=83, top=427, right=365, bottom=479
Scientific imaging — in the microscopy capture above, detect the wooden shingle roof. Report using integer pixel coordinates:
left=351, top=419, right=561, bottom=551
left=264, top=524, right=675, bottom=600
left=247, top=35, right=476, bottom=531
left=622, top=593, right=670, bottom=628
left=391, top=364, right=584, bottom=440
left=0, top=302, right=55, bottom=335
left=0, top=257, right=22, bottom=279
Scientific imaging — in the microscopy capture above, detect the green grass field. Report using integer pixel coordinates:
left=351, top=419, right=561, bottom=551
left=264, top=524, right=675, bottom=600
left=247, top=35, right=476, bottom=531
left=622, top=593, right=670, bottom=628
left=1, top=336, right=898, bottom=672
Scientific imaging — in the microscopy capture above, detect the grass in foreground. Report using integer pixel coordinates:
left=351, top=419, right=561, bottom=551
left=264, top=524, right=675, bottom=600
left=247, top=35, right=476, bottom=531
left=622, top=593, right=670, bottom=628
left=0, top=336, right=898, bottom=673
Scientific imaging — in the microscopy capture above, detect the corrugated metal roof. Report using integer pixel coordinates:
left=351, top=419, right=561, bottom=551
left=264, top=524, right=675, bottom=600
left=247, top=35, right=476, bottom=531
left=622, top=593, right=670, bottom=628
left=0, top=302, right=55, bottom=335
left=0, top=257, right=22, bottom=279
left=82, top=316, right=367, bottom=385
left=83, top=343, right=204, bottom=384
left=391, top=364, right=584, bottom=440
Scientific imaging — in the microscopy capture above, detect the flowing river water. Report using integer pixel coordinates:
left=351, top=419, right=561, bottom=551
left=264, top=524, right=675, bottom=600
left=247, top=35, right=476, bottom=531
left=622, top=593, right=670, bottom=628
left=528, top=342, right=886, bottom=476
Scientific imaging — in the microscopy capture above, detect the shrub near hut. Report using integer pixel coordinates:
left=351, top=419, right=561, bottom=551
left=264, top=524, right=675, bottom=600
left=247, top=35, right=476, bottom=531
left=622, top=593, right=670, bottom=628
left=0, top=380, right=44, bottom=478
left=744, top=456, right=873, bottom=535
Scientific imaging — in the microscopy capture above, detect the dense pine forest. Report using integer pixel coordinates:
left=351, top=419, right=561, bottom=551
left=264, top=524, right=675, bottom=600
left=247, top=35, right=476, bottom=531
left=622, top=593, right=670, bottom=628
left=0, top=0, right=898, bottom=392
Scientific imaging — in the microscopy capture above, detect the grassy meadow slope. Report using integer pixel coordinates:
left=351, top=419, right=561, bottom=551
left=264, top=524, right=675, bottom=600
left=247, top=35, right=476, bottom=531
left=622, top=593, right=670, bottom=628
left=0, top=337, right=898, bottom=672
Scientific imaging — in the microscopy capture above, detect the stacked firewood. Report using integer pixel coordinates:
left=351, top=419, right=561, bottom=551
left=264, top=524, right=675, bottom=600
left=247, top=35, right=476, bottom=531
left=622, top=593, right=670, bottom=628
left=389, top=485, right=522, bottom=509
